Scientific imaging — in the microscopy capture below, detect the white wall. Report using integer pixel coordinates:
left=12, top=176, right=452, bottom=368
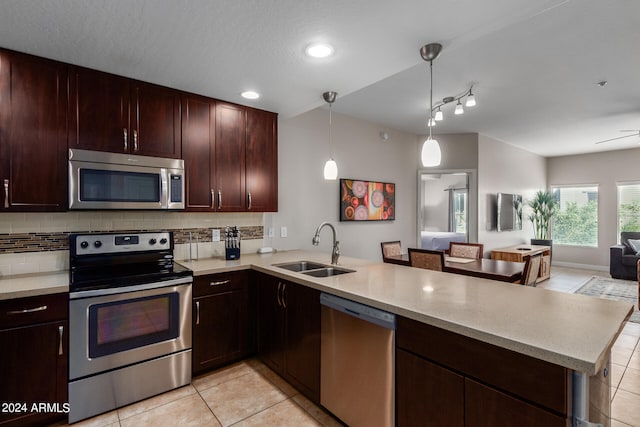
left=477, top=135, right=546, bottom=256
left=271, top=108, right=419, bottom=261
left=547, top=146, right=640, bottom=269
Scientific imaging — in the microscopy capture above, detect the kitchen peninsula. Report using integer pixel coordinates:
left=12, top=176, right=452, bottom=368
left=183, top=250, right=631, bottom=426
left=1, top=250, right=632, bottom=426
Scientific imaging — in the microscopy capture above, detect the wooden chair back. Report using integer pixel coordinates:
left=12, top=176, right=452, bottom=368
left=381, top=241, right=402, bottom=259
left=408, top=248, right=445, bottom=272
left=449, top=242, right=484, bottom=259
left=521, top=254, right=542, bottom=286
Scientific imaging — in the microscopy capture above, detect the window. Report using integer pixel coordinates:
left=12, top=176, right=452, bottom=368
left=618, top=183, right=640, bottom=235
left=551, top=186, right=598, bottom=247
left=453, top=190, right=467, bottom=234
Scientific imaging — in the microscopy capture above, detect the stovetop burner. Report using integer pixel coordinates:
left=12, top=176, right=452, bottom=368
left=69, top=231, right=192, bottom=293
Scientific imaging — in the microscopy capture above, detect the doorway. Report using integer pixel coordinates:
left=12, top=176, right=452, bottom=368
left=417, top=169, right=478, bottom=248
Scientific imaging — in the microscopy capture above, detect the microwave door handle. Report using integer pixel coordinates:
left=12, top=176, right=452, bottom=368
left=161, top=169, right=169, bottom=208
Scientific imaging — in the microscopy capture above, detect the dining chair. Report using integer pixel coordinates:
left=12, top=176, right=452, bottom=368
left=381, top=241, right=402, bottom=259
left=520, top=253, right=542, bottom=286
left=408, top=248, right=445, bottom=272
left=449, top=242, right=484, bottom=259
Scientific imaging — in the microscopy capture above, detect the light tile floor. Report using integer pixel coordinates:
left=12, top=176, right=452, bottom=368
left=56, top=266, right=640, bottom=426
left=54, top=358, right=342, bottom=427
left=539, top=266, right=640, bottom=426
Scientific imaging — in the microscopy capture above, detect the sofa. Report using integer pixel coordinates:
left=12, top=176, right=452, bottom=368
left=610, top=232, right=640, bottom=280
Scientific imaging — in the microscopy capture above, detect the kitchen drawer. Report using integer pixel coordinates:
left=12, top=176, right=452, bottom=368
left=0, top=292, right=68, bottom=329
left=193, top=270, right=249, bottom=298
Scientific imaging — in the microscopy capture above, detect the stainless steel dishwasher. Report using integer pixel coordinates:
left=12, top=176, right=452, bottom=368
left=320, top=293, right=396, bottom=427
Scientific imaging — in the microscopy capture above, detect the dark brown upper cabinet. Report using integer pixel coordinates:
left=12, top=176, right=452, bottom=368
left=246, top=107, right=278, bottom=212
left=182, top=96, right=278, bottom=212
left=69, top=67, right=181, bottom=158
left=0, top=49, right=68, bottom=212
left=182, top=96, right=245, bottom=211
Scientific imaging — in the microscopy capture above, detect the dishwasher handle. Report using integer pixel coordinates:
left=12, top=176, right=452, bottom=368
left=320, top=293, right=396, bottom=330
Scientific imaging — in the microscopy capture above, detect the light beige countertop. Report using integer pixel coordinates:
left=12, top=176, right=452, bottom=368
left=0, top=250, right=631, bottom=375
left=0, top=271, right=69, bottom=300
left=181, top=250, right=632, bottom=375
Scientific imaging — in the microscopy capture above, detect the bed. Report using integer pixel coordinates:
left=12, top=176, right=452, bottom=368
left=420, top=231, right=467, bottom=251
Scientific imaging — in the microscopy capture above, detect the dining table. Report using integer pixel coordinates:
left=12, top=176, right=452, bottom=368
left=383, top=253, right=524, bottom=283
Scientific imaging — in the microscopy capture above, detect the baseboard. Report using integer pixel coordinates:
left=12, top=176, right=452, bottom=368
left=552, top=261, right=609, bottom=272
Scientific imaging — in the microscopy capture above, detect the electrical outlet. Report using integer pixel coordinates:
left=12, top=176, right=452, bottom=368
left=267, top=227, right=274, bottom=238
left=280, top=226, right=288, bottom=238
left=211, top=229, right=220, bottom=242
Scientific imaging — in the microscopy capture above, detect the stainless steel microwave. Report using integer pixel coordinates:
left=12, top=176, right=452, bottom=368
left=69, top=149, right=184, bottom=210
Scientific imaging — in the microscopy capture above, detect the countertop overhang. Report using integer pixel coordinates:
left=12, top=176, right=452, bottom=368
left=1, top=249, right=632, bottom=375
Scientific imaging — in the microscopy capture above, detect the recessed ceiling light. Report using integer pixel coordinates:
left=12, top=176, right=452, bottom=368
left=241, top=91, right=260, bottom=100
left=305, top=43, right=334, bottom=58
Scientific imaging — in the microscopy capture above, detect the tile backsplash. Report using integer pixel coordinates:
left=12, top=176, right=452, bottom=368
left=0, top=211, right=264, bottom=277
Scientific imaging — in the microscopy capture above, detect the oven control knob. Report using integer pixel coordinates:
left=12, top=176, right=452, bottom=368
left=160, top=238, right=168, bottom=245
left=149, top=238, right=157, bottom=245
left=80, top=241, right=89, bottom=249
left=94, top=240, right=102, bottom=248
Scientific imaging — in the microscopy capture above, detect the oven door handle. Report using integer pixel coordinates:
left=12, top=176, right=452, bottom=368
left=70, top=276, right=193, bottom=299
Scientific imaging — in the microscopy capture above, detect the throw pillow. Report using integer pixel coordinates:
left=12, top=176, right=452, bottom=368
left=628, top=239, right=640, bottom=254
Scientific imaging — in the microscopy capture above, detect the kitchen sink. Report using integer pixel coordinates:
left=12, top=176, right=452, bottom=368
left=273, top=261, right=327, bottom=272
left=272, top=261, right=355, bottom=277
left=302, top=267, right=355, bottom=277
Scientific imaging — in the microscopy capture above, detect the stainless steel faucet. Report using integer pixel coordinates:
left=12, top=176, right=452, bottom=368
left=312, top=221, right=340, bottom=265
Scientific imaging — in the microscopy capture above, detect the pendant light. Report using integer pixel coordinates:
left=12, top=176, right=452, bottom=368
left=420, top=43, right=442, bottom=167
left=323, top=91, right=338, bottom=180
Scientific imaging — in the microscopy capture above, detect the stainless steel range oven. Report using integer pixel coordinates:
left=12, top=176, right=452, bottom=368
left=68, top=231, right=192, bottom=423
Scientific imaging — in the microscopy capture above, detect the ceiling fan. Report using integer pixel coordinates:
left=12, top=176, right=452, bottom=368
left=594, top=130, right=640, bottom=144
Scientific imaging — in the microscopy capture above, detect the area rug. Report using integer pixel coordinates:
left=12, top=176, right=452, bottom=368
left=574, top=276, right=640, bottom=324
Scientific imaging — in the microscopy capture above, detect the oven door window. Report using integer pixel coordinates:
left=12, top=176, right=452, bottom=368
left=88, top=292, right=179, bottom=358
left=80, top=169, right=161, bottom=203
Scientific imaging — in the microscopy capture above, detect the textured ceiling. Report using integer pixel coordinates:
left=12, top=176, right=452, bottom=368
left=0, top=0, right=638, bottom=157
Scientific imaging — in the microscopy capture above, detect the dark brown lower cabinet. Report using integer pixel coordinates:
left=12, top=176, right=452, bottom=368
left=396, top=316, right=570, bottom=426
left=0, top=293, right=68, bottom=426
left=256, top=273, right=320, bottom=403
left=396, top=349, right=464, bottom=427
left=465, top=378, right=567, bottom=427
left=192, top=271, right=254, bottom=374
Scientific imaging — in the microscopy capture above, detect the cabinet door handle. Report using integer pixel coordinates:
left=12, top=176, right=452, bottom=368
left=195, top=301, right=200, bottom=325
left=210, top=189, right=215, bottom=208
left=7, top=305, right=47, bottom=315
left=210, top=280, right=230, bottom=286
left=58, top=325, right=64, bottom=356
left=247, top=192, right=252, bottom=210
left=123, top=128, right=128, bottom=151
left=276, top=282, right=282, bottom=307
left=281, top=283, right=287, bottom=309
left=217, top=190, right=222, bottom=210
left=3, top=179, right=8, bottom=208
left=133, top=130, right=139, bottom=152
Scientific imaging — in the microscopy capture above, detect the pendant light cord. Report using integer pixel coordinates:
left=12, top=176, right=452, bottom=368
left=329, top=102, right=333, bottom=158
left=429, top=59, right=433, bottom=140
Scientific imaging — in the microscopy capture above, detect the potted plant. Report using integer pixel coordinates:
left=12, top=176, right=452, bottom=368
left=527, top=190, right=556, bottom=247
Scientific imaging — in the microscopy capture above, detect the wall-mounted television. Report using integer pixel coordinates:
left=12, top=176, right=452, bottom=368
left=496, top=193, right=523, bottom=232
